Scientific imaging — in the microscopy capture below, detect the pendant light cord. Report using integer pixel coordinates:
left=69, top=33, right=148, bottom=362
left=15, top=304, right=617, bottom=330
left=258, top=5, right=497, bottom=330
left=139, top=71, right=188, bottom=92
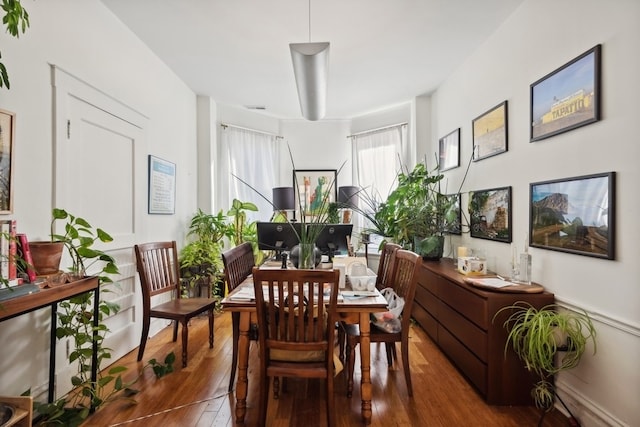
left=308, top=0, right=311, bottom=42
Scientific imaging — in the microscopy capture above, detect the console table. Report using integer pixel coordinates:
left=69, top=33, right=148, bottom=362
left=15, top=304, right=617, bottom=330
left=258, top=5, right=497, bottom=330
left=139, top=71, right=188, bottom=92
left=412, top=259, right=554, bottom=405
left=0, top=277, right=100, bottom=404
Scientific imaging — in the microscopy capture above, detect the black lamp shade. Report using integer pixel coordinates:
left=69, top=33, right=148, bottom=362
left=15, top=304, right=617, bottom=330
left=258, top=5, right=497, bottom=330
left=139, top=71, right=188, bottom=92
left=338, top=186, right=359, bottom=209
left=272, top=187, right=295, bottom=211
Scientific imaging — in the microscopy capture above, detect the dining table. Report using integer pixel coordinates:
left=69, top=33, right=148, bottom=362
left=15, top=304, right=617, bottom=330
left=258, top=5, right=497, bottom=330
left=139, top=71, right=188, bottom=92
left=221, top=257, right=387, bottom=425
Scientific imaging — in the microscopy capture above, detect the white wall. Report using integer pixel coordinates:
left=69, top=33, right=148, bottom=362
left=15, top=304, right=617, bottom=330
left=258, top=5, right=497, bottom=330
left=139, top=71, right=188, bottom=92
left=425, top=0, right=640, bottom=425
left=0, top=0, right=197, bottom=400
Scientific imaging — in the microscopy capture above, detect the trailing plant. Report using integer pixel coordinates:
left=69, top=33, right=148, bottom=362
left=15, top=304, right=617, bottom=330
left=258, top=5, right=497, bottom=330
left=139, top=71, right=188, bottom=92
left=495, top=302, right=596, bottom=423
left=1, top=0, right=30, bottom=89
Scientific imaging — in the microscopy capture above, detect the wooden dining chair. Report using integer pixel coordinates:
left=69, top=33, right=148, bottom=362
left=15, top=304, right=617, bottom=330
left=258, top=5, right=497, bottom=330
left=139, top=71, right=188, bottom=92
left=252, top=266, right=340, bottom=427
left=134, top=241, right=216, bottom=368
left=221, top=242, right=255, bottom=391
left=342, top=249, right=421, bottom=397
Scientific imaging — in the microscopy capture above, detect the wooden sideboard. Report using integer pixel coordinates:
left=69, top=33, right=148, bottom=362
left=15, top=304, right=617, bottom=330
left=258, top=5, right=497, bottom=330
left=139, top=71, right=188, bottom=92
left=412, top=258, right=554, bottom=405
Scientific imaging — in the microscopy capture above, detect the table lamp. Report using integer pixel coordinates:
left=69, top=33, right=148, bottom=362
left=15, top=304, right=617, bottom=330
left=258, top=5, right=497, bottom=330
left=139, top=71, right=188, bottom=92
left=272, top=187, right=295, bottom=221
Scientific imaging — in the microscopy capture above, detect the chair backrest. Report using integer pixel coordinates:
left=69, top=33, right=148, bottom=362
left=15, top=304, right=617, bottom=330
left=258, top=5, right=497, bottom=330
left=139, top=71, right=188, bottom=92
left=252, top=267, right=339, bottom=364
left=388, top=249, right=421, bottom=330
left=376, top=242, right=402, bottom=289
left=134, top=241, right=182, bottom=305
left=222, top=242, right=255, bottom=293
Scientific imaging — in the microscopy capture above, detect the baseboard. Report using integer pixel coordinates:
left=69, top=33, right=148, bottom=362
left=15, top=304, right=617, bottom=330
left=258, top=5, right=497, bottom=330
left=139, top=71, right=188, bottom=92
left=555, top=380, right=628, bottom=427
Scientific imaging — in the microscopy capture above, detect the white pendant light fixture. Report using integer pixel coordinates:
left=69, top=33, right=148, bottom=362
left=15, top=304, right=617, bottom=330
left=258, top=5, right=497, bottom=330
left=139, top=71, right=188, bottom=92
left=289, top=0, right=329, bottom=121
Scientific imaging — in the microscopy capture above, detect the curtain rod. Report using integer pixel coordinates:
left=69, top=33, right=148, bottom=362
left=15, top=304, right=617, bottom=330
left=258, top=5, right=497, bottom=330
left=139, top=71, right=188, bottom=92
left=220, top=122, right=283, bottom=139
left=347, top=122, right=408, bottom=139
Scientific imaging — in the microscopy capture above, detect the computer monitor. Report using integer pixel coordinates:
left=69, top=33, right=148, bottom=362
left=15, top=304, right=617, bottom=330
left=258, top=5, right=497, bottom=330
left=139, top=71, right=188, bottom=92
left=310, top=223, right=353, bottom=260
left=256, top=222, right=302, bottom=259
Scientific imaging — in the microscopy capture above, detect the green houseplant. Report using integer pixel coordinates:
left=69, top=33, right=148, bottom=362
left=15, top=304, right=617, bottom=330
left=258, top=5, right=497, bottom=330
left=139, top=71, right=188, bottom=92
left=495, top=302, right=597, bottom=424
left=1, top=0, right=30, bottom=89
left=226, top=198, right=265, bottom=265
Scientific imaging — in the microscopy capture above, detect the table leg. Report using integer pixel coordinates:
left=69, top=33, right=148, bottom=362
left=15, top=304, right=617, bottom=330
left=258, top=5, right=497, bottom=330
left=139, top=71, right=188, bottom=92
left=359, top=312, right=372, bottom=425
left=235, top=311, right=250, bottom=423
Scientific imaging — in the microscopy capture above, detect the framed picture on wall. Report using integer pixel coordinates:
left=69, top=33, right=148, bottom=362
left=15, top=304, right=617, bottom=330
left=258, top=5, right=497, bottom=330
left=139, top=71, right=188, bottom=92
left=473, top=101, right=508, bottom=161
left=530, top=172, right=615, bottom=259
left=0, top=109, right=15, bottom=214
left=530, top=44, right=601, bottom=142
left=148, top=155, right=176, bottom=214
left=469, top=186, right=512, bottom=243
left=439, top=128, right=460, bottom=171
left=293, top=169, right=337, bottom=220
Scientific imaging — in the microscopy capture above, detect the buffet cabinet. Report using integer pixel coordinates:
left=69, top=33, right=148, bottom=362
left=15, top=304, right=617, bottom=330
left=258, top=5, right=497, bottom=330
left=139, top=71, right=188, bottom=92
left=412, top=259, right=554, bottom=405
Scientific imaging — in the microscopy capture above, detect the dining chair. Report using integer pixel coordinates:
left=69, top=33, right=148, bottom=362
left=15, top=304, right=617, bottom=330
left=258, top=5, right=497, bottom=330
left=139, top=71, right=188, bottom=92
left=342, top=249, right=421, bottom=397
left=221, top=242, right=255, bottom=391
left=134, top=241, right=215, bottom=368
left=252, top=266, right=340, bottom=427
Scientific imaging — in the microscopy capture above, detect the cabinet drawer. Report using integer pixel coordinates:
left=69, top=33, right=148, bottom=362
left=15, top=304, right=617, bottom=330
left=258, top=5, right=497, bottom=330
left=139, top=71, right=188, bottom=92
left=417, top=266, right=438, bottom=294
left=415, top=285, right=438, bottom=317
left=412, top=304, right=437, bottom=340
left=439, top=281, right=488, bottom=329
left=438, top=300, right=487, bottom=362
left=439, top=326, right=487, bottom=396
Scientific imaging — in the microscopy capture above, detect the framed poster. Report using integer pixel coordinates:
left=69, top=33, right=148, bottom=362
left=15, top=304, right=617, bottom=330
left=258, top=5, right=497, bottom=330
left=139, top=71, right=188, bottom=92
left=469, top=186, right=512, bottom=243
left=530, top=172, right=615, bottom=259
left=0, top=109, right=15, bottom=214
left=148, top=155, right=176, bottom=214
left=530, top=44, right=601, bottom=142
left=473, top=101, right=508, bottom=161
left=293, top=169, right=337, bottom=219
left=439, top=128, right=460, bottom=171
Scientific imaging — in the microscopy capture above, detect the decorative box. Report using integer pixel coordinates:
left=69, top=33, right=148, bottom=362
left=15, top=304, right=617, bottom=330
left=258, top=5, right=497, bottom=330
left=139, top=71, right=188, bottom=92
left=457, top=256, right=487, bottom=276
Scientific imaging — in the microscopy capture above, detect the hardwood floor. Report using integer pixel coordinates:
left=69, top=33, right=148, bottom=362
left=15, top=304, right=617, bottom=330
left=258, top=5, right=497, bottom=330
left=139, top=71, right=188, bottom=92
left=84, top=312, right=570, bottom=426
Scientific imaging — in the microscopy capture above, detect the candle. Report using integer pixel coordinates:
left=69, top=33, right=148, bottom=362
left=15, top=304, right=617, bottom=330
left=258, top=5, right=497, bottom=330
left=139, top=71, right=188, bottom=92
left=457, top=246, right=469, bottom=258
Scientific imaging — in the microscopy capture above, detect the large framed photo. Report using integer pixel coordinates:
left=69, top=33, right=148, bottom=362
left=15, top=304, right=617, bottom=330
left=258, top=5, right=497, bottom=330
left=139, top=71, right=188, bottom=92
left=148, top=155, right=176, bottom=214
left=530, top=44, right=601, bottom=142
left=530, top=172, right=615, bottom=259
left=293, top=169, right=337, bottom=219
left=473, top=101, right=508, bottom=161
left=469, top=186, right=512, bottom=243
left=438, top=128, right=460, bottom=171
left=0, top=109, right=15, bottom=214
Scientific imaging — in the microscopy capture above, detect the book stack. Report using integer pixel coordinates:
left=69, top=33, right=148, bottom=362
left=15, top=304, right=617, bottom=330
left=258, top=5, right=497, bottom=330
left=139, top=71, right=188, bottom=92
left=0, top=220, right=37, bottom=285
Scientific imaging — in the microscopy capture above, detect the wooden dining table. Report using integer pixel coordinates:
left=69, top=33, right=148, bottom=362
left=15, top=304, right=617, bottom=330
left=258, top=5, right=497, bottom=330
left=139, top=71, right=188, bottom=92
left=221, top=260, right=387, bottom=425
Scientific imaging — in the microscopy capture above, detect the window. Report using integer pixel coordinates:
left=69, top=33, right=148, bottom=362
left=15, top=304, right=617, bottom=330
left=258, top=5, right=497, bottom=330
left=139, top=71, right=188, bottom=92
left=219, top=126, right=280, bottom=222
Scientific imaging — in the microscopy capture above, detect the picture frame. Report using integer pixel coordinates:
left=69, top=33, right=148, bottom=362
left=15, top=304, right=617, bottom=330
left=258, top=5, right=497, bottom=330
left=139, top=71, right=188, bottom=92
left=293, top=169, right=337, bottom=219
left=530, top=44, right=601, bottom=142
left=438, top=128, right=460, bottom=171
left=473, top=101, right=508, bottom=161
left=148, top=155, right=176, bottom=215
left=469, top=186, right=512, bottom=243
left=530, top=172, right=615, bottom=259
left=0, top=109, right=15, bottom=214
left=442, top=193, right=462, bottom=235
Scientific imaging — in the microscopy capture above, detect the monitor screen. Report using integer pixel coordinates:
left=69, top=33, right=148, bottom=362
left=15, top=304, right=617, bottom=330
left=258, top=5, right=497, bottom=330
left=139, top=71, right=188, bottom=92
left=256, top=222, right=302, bottom=253
left=310, top=224, right=353, bottom=258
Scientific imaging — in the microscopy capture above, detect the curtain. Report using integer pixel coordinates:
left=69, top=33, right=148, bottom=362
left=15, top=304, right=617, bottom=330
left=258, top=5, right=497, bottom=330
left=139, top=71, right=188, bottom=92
left=219, top=126, right=279, bottom=222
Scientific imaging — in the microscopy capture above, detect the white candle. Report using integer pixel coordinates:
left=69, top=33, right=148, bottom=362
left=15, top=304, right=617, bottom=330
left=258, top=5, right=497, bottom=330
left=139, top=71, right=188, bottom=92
left=458, top=246, right=469, bottom=258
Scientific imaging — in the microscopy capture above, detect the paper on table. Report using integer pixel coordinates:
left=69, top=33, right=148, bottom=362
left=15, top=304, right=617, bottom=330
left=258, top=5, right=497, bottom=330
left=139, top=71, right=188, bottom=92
left=467, top=278, right=516, bottom=288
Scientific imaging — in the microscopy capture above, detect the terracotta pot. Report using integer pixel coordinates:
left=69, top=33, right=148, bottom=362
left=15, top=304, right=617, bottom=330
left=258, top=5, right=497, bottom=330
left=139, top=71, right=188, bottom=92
left=29, top=241, right=65, bottom=275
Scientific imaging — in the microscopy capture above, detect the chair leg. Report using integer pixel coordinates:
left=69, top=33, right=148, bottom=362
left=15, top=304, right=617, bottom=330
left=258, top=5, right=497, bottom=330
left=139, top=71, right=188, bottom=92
left=228, top=312, right=240, bottom=392
left=208, top=309, right=214, bottom=348
left=346, top=336, right=357, bottom=398
left=273, top=377, right=280, bottom=399
left=385, top=343, right=393, bottom=366
left=337, top=325, right=345, bottom=363
left=327, top=373, right=336, bottom=427
left=258, top=374, right=269, bottom=424
left=137, top=316, right=150, bottom=362
left=401, top=336, right=413, bottom=396
left=180, top=320, right=189, bottom=368
left=172, top=320, right=179, bottom=342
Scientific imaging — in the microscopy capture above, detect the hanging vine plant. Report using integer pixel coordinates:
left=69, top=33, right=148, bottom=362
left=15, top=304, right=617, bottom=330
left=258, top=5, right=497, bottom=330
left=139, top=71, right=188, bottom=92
left=1, top=0, right=31, bottom=89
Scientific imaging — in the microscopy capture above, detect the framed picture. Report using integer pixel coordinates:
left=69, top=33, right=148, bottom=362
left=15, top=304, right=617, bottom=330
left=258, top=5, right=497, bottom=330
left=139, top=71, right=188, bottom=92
left=293, top=169, right=337, bottom=219
left=439, top=128, right=460, bottom=171
left=530, top=172, right=615, bottom=259
left=473, top=101, right=508, bottom=161
left=0, top=109, right=15, bottom=214
left=148, top=155, right=176, bottom=214
left=442, top=193, right=462, bottom=235
left=469, top=186, right=512, bottom=243
left=530, top=44, right=601, bottom=142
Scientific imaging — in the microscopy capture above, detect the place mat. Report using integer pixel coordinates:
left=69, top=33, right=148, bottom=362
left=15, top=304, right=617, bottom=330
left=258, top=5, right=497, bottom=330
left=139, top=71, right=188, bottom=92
left=463, top=277, right=544, bottom=293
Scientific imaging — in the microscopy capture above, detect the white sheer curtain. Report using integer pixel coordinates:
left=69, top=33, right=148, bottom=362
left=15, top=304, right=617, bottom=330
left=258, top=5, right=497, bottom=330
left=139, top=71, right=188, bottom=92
left=351, top=124, right=407, bottom=241
left=219, top=126, right=280, bottom=222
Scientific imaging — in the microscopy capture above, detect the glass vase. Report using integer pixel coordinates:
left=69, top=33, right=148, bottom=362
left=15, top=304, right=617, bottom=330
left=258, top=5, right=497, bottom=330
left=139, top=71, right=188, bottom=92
left=298, top=243, right=317, bottom=269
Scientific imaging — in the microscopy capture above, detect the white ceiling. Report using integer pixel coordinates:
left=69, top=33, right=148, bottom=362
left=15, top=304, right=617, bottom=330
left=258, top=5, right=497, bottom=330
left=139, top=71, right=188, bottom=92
left=100, top=0, right=524, bottom=120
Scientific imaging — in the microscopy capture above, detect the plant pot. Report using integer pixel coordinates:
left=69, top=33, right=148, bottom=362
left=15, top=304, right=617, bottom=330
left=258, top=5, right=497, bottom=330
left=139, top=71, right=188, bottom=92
left=415, top=235, right=444, bottom=260
left=29, top=241, right=65, bottom=275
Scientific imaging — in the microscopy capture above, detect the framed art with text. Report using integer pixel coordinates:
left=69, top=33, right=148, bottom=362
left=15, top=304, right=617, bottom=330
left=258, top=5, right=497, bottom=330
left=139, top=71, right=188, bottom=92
left=438, top=128, right=460, bottom=171
left=148, top=155, right=176, bottom=214
left=0, top=109, right=15, bottom=214
left=530, top=44, right=601, bottom=142
left=293, top=169, right=337, bottom=218
left=473, top=101, right=508, bottom=161
left=530, top=172, right=615, bottom=259
left=469, top=186, right=512, bottom=243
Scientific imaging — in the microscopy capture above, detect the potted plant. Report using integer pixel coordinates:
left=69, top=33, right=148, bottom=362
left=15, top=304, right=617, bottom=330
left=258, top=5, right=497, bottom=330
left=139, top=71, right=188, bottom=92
left=226, top=198, right=265, bottom=265
left=495, top=302, right=597, bottom=424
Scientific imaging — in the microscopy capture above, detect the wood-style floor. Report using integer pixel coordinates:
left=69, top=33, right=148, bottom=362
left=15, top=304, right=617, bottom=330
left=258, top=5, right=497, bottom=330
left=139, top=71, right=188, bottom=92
left=84, top=312, right=570, bottom=427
